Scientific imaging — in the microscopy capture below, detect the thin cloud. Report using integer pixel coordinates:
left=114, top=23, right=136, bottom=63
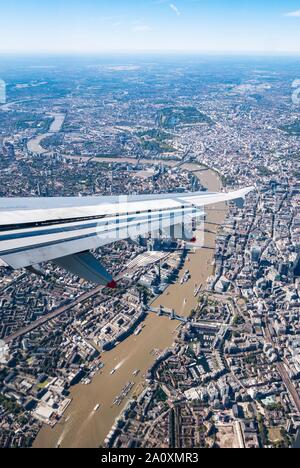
left=285, top=10, right=300, bottom=17
left=132, top=25, right=152, bottom=32
left=169, top=3, right=181, bottom=16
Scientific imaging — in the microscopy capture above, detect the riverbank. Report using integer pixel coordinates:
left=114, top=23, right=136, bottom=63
left=33, top=162, right=227, bottom=449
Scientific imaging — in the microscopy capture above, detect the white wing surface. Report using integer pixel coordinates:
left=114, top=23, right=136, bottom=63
left=0, top=187, right=254, bottom=286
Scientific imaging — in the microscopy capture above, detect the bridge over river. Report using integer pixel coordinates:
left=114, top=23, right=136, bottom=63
left=147, top=305, right=224, bottom=330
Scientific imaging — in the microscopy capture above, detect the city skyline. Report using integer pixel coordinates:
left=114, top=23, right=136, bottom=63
left=1, top=0, right=300, bottom=54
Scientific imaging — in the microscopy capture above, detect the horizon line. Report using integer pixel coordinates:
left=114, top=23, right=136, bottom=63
left=1, top=49, right=300, bottom=57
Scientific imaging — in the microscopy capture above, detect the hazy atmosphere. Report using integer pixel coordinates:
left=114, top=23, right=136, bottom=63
left=1, top=0, right=300, bottom=54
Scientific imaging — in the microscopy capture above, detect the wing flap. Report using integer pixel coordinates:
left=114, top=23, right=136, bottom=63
left=54, top=251, right=114, bottom=286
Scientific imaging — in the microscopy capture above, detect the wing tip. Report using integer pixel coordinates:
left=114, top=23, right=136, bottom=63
left=106, top=280, right=118, bottom=290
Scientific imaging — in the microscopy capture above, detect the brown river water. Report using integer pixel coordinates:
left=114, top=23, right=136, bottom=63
left=34, top=163, right=226, bottom=448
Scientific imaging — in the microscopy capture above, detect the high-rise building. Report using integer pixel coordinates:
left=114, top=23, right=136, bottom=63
left=251, top=245, right=261, bottom=263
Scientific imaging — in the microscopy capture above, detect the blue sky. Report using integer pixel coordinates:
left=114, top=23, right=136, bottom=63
left=1, top=0, right=300, bottom=54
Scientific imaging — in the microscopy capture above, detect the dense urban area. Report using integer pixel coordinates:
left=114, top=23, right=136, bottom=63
left=0, top=56, right=300, bottom=449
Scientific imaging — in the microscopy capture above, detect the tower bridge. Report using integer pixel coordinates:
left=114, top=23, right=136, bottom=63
left=146, top=305, right=224, bottom=330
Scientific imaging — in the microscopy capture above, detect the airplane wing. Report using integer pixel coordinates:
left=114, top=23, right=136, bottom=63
left=0, top=187, right=254, bottom=286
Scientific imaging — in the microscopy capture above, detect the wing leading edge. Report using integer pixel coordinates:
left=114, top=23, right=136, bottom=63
left=0, top=187, right=254, bottom=285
